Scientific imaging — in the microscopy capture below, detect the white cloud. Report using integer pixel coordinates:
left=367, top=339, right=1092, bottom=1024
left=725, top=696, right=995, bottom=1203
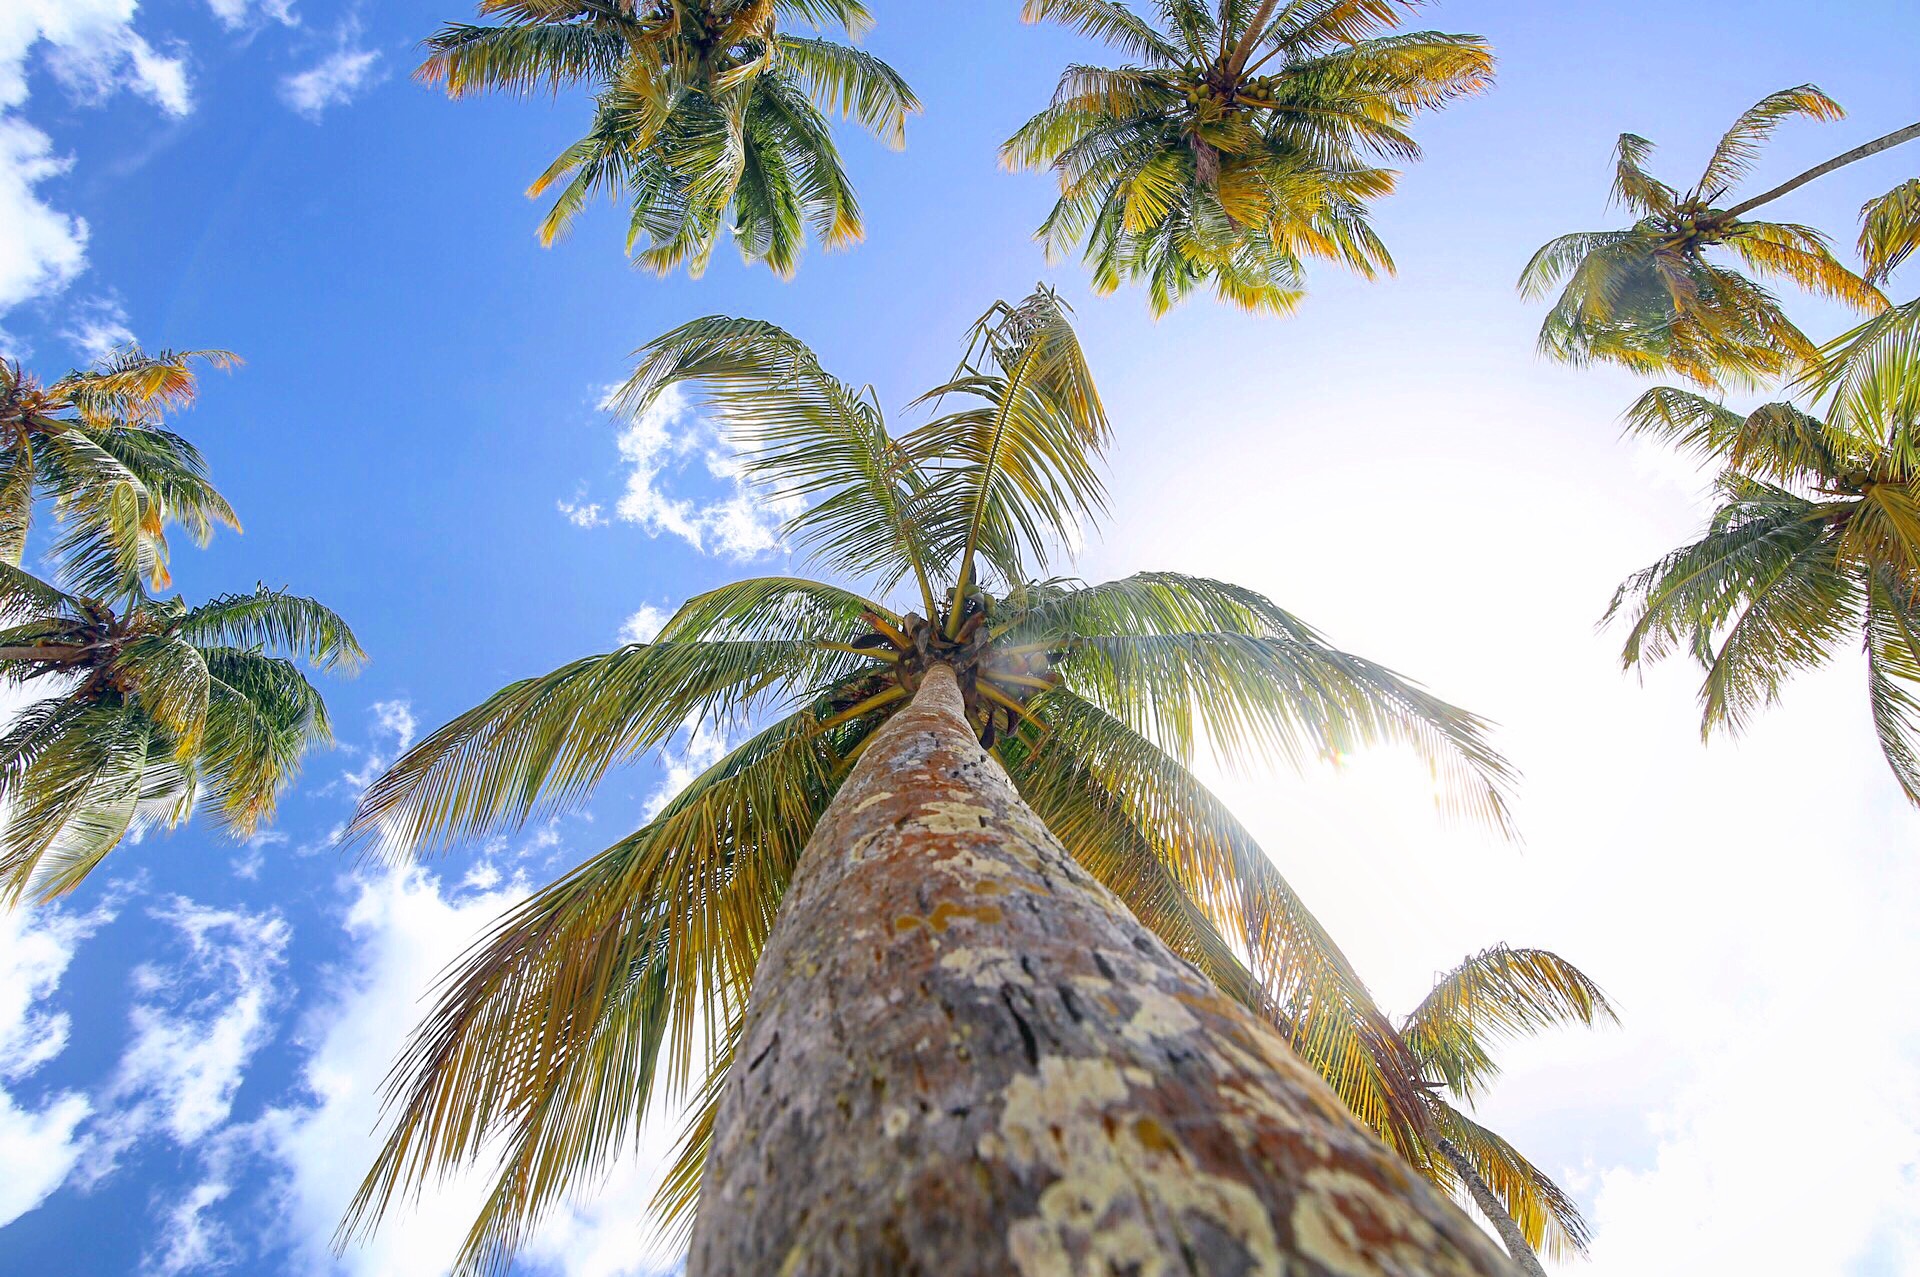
left=255, top=866, right=683, bottom=1276
left=61, top=294, right=134, bottom=361
left=597, top=384, right=806, bottom=561
left=0, top=117, right=88, bottom=333
left=619, top=603, right=670, bottom=646
left=0, top=898, right=114, bottom=1225
left=339, top=698, right=417, bottom=794
left=144, top=1177, right=237, bottom=1276
left=0, top=2, right=194, bottom=336
left=559, top=494, right=609, bottom=528
left=280, top=39, right=380, bottom=121
left=92, top=899, right=290, bottom=1173
left=204, top=0, right=297, bottom=31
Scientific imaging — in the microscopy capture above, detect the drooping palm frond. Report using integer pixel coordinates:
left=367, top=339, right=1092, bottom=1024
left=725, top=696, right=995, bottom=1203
left=1402, top=944, right=1616, bottom=1101
left=342, top=289, right=1519, bottom=1269
left=1432, top=1101, right=1592, bottom=1262
left=1859, top=178, right=1920, bottom=285
left=1008, top=0, right=1490, bottom=312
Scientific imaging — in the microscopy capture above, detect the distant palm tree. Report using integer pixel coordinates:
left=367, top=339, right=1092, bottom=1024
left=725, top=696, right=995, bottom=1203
left=1607, top=326, right=1920, bottom=800
left=339, top=289, right=1517, bottom=1276
left=1003, top=0, right=1492, bottom=314
left=1520, top=87, right=1909, bottom=388
left=0, top=347, right=241, bottom=598
left=0, top=564, right=362, bottom=902
left=1389, top=944, right=1616, bottom=1277
left=420, top=0, right=919, bottom=277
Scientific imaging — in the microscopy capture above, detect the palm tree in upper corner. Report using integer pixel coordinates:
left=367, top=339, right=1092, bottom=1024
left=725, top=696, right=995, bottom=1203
left=1520, top=86, right=1912, bottom=388
left=1003, top=0, right=1493, bottom=315
left=0, top=562, right=362, bottom=903
left=0, top=346, right=242, bottom=599
left=337, top=287, right=1520, bottom=1277
left=1390, top=944, right=1616, bottom=1277
left=419, top=0, right=919, bottom=278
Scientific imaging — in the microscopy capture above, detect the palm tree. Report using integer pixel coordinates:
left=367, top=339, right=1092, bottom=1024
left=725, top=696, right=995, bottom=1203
left=338, top=289, right=1519, bottom=1275
left=0, top=562, right=362, bottom=903
left=1606, top=329, right=1920, bottom=801
left=1520, top=86, right=1907, bottom=388
left=1383, top=944, right=1616, bottom=1277
left=1002, top=0, right=1492, bottom=315
left=0, top=346, right=242, bottom=599
left=419, top=0, right=919, bottom=278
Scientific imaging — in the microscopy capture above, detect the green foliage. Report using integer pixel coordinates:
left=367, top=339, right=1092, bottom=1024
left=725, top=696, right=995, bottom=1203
left=340, top=288, right=1518, bottom=1273
left=1520, top=86, right=1886, bottom=388
left=0, top=568, right=362, bottom=902
left=420, top=0, right=918, bottom=277
left=1005, top=0, right=1492, bottom=314
left=0, top=348, right=241, bottom=601
left=1612, top=288, right=1920, bottom=799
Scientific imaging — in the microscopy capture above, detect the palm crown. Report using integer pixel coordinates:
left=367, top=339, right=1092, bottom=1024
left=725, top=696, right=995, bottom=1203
left=0, top=562, right=362, bottom=902
left=1520, top=86, right=1887, bottom=389
left=1607, top=315, right=1920, bottom=801
left=0, top=347, right=242, bottom=600
left=420, top=0, right=919, bottom=277
left=1003, top=0, right=1492, bottom=314
left=339, top=288, right=1517, bottom=1273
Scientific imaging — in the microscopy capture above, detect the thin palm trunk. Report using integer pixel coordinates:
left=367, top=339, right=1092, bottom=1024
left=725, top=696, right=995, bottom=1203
left=1437, top=1137, right=1543, bottom=1277
left=1722, top=120, right=1920, bottom=219
left=687, top=663, right=1511, bottom=1276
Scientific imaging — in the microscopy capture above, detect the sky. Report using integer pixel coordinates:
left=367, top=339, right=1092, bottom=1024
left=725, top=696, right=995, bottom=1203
left=0, top=1, right=1917, bottom=1274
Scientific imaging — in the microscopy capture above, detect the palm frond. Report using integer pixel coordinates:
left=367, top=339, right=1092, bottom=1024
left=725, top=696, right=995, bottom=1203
left=1402, top=944, right=1616, bottom=1101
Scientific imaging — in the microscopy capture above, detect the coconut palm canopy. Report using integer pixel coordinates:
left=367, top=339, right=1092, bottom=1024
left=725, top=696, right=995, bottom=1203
left=419, top=0, right=919, bottom=277
left=1396, top=944, right=1616, bottom=1264
left=338, top=287, right=1517, bottom=1273
left=1519, top=86, right=1891, bottom=389
left=1002, top=0, right=1493, bottom=314
left=0, top=347, right=242, bottom=600
left=0, top=564, right=363, bottom=904
left=1607, top=302, right=1920, bottom=801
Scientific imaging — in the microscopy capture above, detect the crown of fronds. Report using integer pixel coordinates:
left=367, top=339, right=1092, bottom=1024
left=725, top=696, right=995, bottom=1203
left=1520, top=86, right=1887, bottom=389
left=337, top=286, right=1518, bottom=1275
left=419, top=0, right=918, bottom=277
left=1003, top=0, right=1492, bottom=315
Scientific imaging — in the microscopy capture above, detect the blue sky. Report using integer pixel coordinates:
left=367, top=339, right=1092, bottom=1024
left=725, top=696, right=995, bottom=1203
left=1, top=1, right=1918, bottom=1274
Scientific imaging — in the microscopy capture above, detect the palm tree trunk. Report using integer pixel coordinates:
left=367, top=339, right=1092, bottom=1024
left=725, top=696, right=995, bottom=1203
left=1437, top=1138, right=1547, bottom=1277
left=687, top=663, right=1512, bottom=1277
left=1723, top=121, right=1920, bottom=219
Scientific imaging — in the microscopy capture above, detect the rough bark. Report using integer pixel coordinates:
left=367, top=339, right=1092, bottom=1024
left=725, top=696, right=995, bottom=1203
left=1437, top=1138, right=1544, bottom=1277
left=687, top=663, right=1514, bottom=1277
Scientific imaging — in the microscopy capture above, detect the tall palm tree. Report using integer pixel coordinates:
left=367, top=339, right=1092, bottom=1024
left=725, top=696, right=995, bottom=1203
left=1606, top=327, right=1920, bottom=801
left=1520, top=87, right=1907, bottom=389
left=1385, top=944, right=1615, bottom=1277
left=0, top=562, right=362, bottom=903
left=1003, top=0, right=1492, bottom=315
left=419, top=0, right=919, bottom=278
left=338, top=289, right=1518, bottom=1275
left=0, top=347, right=241, bottom=599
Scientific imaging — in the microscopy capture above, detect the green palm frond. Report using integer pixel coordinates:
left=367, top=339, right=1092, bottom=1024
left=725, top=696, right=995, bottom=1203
left=1693, top=84, right=1844, bottom=203
left=1402, top=944, right=1616, bottom=1102
left=1433, top=1101, right=1593, bottom=1261
left=340, top=711, right=839, bottom=1277
left=1859, top=178, right=1920, bottom=285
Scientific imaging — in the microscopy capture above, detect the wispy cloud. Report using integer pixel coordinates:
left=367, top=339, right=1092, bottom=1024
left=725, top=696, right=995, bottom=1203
left=61, top=295, right=134, bottom=361
left=204, top=0, right=298, bottom=32
left=569, top=384, right=806, bottom=561
left=619, top=603, right=670, bottom=646
left=279, top=34, right=380, bottom=121
left=338, top=698, right=417, bottom=794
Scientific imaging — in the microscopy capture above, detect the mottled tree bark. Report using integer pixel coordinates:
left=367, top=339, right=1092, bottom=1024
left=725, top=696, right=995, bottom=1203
left=1438, top=1138, right=1546, bottom=1277
left=688, top=664, right=1514, bottom=1277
